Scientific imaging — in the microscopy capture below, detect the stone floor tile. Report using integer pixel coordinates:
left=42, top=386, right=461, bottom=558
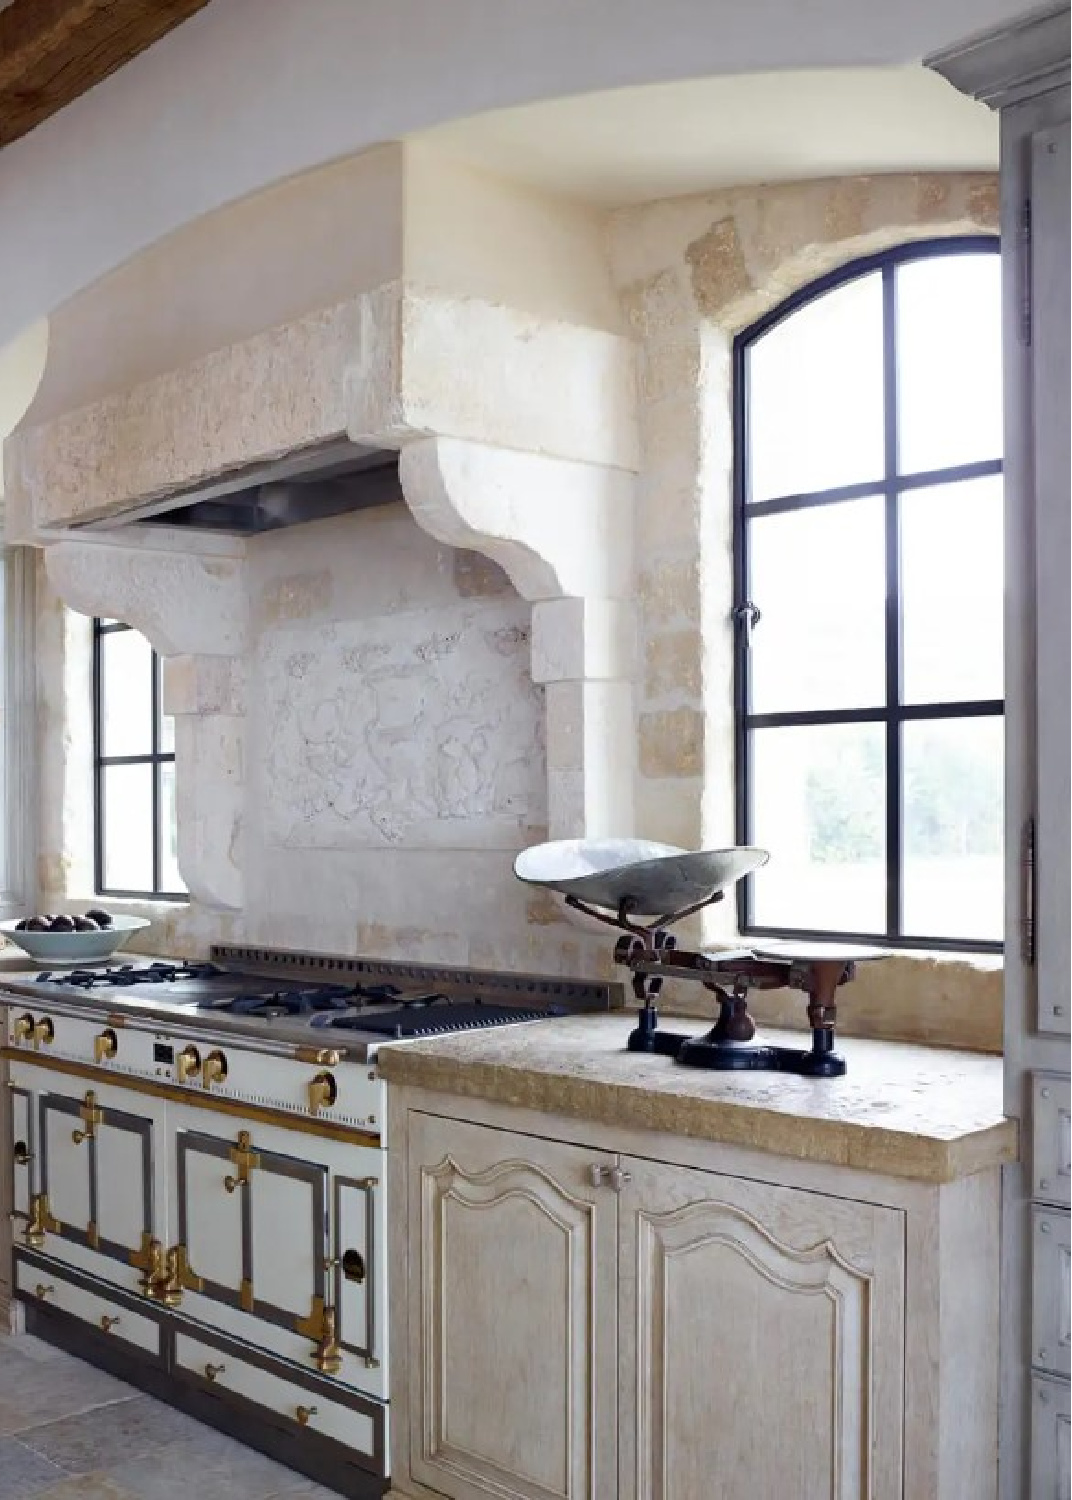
left=32, top=1476, right=132, bottom=1500
left=0, top=1355, right=135, bottom=1434
left=102, top=1428, right=303, bottom=1500
left=0, top=1334, right=69, bottom=1366
left=0, top=1437, right=67, bottom=1500
left=17, top=1394, right=200, bottom=1474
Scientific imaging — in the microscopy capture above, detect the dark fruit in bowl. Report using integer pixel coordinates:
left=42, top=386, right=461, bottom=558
left=85, top=908, right=113, bottom=928
left=14, top=919, right=27, bottom=930
left=24, top=917, right=49, bottom=931
left=73, top=916, right=100, bottom=931
left=49, top=915, right=76, bottom=932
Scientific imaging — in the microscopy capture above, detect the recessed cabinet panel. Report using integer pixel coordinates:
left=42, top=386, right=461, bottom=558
left=1032, top=1074, right=1072, bottom=1208
left=618, top=1158, right=906, bottom=1500
left=176, top=1129, right=245, bottom=1299
left=407, top=1111, right=618, bottom=1500
left=1031, top=1374, right=1071, bottom=1500
left=94, top=1104, right=153, bottom=1260
left=1032, top=1207, right=1072, bottom=1379
left=249, top=1148, right=327, bottom=1323
left=335, top=1175, right=376, bottom=1361
left=41, top=1094, right=92, bottom=1240
left=10, top=1086, right=32, bottom=1220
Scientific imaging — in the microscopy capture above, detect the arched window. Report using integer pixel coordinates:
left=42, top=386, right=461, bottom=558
left=733, top=238, right=1002, bottom=952
left=93, top=618, right=184, bottom=899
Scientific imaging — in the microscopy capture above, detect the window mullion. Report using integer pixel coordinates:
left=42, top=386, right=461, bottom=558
left=882, top=264, right=904, bottom=940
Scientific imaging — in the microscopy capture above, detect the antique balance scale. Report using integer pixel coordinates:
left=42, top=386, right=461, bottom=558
left=516, top=839, right=884, bottom=1078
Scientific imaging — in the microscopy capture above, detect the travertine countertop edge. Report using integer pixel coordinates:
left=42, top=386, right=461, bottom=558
left=378, top=1015, right=1018, bottom=1185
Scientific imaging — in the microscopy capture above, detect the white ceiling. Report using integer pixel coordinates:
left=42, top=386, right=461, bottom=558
left=417, top=66, right=998, bottom=206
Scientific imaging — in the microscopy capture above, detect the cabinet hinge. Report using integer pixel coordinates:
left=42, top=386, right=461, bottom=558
left=1021, top=818, right=1036, bottom=967
left=1019, top=199, right=1032, bottom=347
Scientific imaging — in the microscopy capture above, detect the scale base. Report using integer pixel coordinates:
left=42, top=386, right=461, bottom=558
left=626, top=1012, right=847, bottom=1077
left=676, top=1036, right=846, bottom=1077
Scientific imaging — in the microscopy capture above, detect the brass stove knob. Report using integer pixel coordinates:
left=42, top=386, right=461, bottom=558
left=33, top=1018, right=54, bottom=1049
left=201, top=1050, right=228, bottom=1089
left=307, top=1071, right=337, bottom=1117
left=176, top=1045, right=201, bottom=1083
left=94, top=1028, right=118, bottom=1064
left=12, top=1013, right=34, bottom=1043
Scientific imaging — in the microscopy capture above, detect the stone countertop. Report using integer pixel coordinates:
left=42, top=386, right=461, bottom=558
left=377, top=1012, right=1017, bottom=1184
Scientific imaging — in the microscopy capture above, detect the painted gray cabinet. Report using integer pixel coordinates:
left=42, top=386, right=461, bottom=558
left=930, top=10, right=1071, bottom=1497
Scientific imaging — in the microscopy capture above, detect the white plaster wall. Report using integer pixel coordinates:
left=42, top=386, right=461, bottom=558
left=403, top=146, right=622, bottom=333
left=0, top=0, right=1037, bottom=347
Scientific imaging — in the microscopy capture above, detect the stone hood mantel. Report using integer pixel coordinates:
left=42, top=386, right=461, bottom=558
left=5, top=277, right=640, bottom=916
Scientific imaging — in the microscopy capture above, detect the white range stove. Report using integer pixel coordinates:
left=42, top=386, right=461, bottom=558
left=1, top=945, right=620, bottom=1498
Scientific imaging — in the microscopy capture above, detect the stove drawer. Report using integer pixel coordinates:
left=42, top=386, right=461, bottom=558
left=15, top=1253, right=163, bottom=1358
left=173, top=1328, right=384, bottom=1468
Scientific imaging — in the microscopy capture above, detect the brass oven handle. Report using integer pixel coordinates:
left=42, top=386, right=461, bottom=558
left=100, top=1315, right=121, bottom=1333
left=204, top=1362, right=226, bottom=1382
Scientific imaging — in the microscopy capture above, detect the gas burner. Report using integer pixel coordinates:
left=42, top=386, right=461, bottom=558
left=211, top=987, right=357, bottom=1019
left=36, top=960, right=226, bottom=989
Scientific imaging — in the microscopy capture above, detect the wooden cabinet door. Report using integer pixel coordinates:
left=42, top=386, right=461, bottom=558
left=405, top=1111, right=618, bottom=1500
left=618, top=1158, right=905, bottom=1500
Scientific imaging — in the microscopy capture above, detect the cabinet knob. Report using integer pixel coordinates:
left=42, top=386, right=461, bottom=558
left=35, top=1284, right=54, bottom=1300
left=204, top=1362, right=226, bottom=1382
left=295, top=1405, right=318, bottom=1426
left=33, top=1018, right=54, bottom=1049
left=100, top=1315, right=121, bottom=1333
left=12, top=1013, right=34, bottom=1043
left=609, top=1167, right=633, bottom=1193
left=587, top=1164, right=608, bottom=1187
left=12, top=1140, right=32, bottom=1166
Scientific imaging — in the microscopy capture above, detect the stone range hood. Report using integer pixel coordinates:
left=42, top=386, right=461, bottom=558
left=80, top=437, right=402, bottom=538
left=5, top=276, right=639, bottom=923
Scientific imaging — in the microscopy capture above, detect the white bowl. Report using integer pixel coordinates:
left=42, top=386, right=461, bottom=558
left=0, top=915, right=151, bottom=964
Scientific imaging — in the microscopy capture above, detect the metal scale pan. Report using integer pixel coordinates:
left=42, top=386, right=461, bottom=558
left=513, top=838, right=769, bottom=920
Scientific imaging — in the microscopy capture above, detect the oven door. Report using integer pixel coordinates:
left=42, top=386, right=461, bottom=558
left=167, top=1101, right=386, bottom=1399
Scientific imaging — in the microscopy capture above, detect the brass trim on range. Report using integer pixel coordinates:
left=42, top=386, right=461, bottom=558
left=25, top=1193, right=59, bottom=1249
left=240, top=1278, right=254, bottom=1313
left=224, top=1131, right=260, bottom=1194
left=165, top=1243, right=204, bottom=1299
left=71, top=1091, right=103, bottom=1146
left=295, top=1047, right=342, bottom=1067
left=1, top=1049, right=380, bottom=1146
left=86, top=1221, right=100, bottom=1250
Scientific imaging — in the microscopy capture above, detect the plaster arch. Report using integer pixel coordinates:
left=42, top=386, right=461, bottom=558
left=0, top=321, right=48, bottom=469
left=0, top=0, right=1034, bottom=346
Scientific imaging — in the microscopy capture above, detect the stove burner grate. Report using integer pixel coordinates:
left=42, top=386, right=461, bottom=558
left=36, top=961, right=226, bottom=989
left=323, top=1000, right=559, bottom=1038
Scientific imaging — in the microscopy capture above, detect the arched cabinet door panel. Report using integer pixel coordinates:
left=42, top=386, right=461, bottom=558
left=406, top=1111, right=618, bottom=1500
left=617, top=1158, right=906, bottom=1500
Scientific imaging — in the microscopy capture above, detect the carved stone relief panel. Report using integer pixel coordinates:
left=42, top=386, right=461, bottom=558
left=260, top=601, right=546, bottom=851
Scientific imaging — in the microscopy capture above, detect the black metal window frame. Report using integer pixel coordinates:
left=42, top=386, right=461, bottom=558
left=92, top=618, right=185, bottom=901
left=733, top=235, right=1003, bottom=955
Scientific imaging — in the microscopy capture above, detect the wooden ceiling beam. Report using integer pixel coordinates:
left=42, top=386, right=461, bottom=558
left=0, top=0, right=213, bottom=150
